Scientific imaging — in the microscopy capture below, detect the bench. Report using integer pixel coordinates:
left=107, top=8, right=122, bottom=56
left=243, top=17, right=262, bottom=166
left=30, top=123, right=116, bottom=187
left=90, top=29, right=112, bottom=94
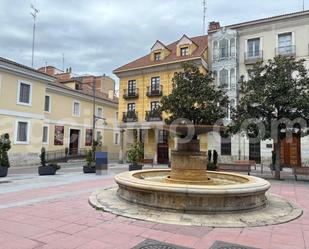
left=293, top=167, right=309, bottom=180
left=217, top=163, right=251, bottom=175
left=139, top=159, right=154, bottom=167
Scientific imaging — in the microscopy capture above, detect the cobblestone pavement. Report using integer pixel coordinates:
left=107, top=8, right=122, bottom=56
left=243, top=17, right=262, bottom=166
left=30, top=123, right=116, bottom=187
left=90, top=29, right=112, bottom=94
left=0, top=163, right=309, bottom=249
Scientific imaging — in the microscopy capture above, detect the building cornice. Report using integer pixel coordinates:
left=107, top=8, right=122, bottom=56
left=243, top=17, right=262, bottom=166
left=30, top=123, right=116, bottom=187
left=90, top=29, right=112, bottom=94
left=114, top=57, right=208, bottom=78
left=0, top=61, right=55, bottom=83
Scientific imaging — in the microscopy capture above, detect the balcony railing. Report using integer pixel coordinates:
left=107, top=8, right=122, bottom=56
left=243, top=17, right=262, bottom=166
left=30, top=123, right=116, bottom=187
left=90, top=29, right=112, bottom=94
left=146, top=85, right=163, bottom=97
left=123, top=88, right=139, bottom=100
left=145, top=110, right=162, bottom=122
left=244, top=50, right=263, bottom=64
left=122, top=111, right=138, bottom=122
left=275, top=45, right=296, bottom=56
left=213, top=50, right=236, bottom=61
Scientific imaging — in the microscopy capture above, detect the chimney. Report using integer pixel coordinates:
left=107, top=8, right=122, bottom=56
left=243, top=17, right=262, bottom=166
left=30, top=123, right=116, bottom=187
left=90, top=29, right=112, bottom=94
left=208, top=21, right=220, bottom=32
left=108, top=90, right=114, bottom=100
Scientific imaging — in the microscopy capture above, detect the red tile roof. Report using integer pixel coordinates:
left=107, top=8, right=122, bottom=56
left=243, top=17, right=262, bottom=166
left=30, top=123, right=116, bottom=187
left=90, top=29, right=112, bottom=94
left=114, top=35, right=208, bottom=73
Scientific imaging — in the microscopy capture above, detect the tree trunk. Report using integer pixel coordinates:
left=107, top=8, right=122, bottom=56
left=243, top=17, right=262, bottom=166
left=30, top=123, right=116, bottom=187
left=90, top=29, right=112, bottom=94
left=274, top=139, right=281, bottom=180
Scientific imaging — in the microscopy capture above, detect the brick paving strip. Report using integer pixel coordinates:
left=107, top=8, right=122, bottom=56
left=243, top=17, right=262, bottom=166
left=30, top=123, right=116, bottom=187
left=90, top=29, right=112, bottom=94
left=0, top=166, right=309, bottom=249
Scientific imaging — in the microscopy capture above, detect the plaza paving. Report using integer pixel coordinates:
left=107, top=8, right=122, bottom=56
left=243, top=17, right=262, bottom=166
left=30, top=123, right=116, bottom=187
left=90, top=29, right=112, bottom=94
left=0, top=163, right=309, bottom=249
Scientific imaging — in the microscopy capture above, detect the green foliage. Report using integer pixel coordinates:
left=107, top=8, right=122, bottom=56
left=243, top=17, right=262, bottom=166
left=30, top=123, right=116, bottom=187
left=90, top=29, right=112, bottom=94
left=232, top=56, right=309, bottom=139
left=127, top=142, right=144, bottom=165
left=40, top=147, right=46, bottom=167
left=232, top=56, right=309, bottom=176
left=160, top=63, right=229, bottom=125
left=86, top=150, right=95, bottom=167
left=0, top=133, right=11, bottom=168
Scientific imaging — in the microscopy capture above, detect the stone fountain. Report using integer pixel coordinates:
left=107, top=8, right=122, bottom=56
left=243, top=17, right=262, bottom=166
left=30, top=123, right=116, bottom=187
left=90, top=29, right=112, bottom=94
left=115, top=126, right=270, bottom=213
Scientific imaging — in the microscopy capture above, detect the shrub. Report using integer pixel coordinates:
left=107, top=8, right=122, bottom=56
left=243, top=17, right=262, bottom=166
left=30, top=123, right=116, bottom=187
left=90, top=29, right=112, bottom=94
left=40, top=147, right=46, bottom=167
left=86, top=150, right=95, bottom=167
left=207, top=150, right=212, bottom=162
left=127, top=142, right=144, bottom=166
left=0, top=133, right=11, bottom=168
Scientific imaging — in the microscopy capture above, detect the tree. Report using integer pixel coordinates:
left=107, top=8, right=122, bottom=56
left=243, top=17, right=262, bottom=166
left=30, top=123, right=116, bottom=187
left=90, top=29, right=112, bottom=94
left=160, top=63, right=229, bottom=134
left=232, top=56, right=309, bottom=179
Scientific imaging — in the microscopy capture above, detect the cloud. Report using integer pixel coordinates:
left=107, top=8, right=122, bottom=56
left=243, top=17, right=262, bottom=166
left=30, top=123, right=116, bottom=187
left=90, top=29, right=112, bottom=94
left=0, top=0, right=305, bottom=87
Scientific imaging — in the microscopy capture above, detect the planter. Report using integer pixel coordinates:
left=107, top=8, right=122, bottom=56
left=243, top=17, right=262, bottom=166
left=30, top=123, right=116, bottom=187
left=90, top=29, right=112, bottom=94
left=0, top=166, right=8, bottom=177
left=83, top=165, right=96, bottom=173
left=129, top=164, right=143, bottom=171
left=38, top=165, right=56, bottom=176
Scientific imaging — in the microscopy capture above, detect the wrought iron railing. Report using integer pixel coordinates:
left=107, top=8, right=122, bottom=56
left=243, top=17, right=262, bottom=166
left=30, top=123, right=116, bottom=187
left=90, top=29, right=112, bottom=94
left=244, top=50, right=263, bottom=64
left=123, top=88, right=139, bottom=99
left=145, top=110, right=162, bottom=122
left=122, top=111, right=138, bottom=122
left=275, top=45, right=296, bottom=56
left=146, top=85, right=163, bottom=97
left=45, top=148, right=88, bottom=163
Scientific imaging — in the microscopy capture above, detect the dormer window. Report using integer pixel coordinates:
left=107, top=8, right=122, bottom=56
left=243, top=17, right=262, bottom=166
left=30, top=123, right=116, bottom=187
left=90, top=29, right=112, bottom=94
left=154, top=52, right=161, bottom=61
left=180, top=47, right=189, bottom=56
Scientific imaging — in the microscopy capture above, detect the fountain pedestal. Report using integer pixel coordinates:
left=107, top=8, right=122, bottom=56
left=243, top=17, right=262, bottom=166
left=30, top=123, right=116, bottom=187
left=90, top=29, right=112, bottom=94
left=166, top=140, right=213, bottom=184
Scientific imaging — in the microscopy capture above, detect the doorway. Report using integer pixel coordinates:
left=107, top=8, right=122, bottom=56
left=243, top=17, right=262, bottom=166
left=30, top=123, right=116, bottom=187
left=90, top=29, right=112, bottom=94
left=249, top=141, right=261, bottom=163
left=157, top=130, right=169, bottom=164
left=280, top=135, right=301, bottom=167
left=69, top=129, right=80, bottom=155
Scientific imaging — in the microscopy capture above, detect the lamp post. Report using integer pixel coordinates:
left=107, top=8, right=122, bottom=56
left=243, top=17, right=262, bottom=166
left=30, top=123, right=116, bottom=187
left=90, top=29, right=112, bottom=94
left=30, top=5, right=39, bottom=68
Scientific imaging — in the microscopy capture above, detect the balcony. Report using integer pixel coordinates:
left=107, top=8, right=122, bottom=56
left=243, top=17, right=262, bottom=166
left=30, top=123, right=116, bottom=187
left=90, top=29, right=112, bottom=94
left=145, top=110, right=162, bottom=122
left=122, top=111, right=138, bottom=122
left=244, top=51, right=263, bottom=64
left=146, top=85, right=163, bottom=97
left=212, top=50, right=236, bottom=62
left=123, top=88, right=139, bottom=100
left=275, top=45, right=296, bottom=57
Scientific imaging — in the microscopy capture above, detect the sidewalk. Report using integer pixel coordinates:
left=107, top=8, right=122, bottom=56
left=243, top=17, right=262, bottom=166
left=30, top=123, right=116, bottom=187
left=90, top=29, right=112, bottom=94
left=0, top=164, right=309, bottom=249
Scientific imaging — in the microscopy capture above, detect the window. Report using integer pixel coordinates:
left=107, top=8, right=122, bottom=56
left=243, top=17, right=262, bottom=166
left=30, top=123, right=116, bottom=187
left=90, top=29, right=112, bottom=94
left=128, top=80, right=136, bottom=94
left=230, top=38, right=236, bottom=57
left=158, top=130, right=168, bottom=144
left=15, top=121, right=29, bottom=143
left=278, top=32, right=293, bottom=55
left=180, top=47, right=189, bottom=56
left=230, top=68, right=236, bottom=89
left=247, top=38, right=260, bottom=57
left=85, top=129, right=93, bottom=146
left=213, top=41, right=219, bottom=60
left=150, top=101, right=160, bottom=111
left=219, top=39, right=229, bottom=59
left=97, top=107, right=103, bottom=118
left=42, top=125, right=49, bottom=144
left=151, top=77, right=160, bottom=90
left=17, top=81, right=32, bottom=105
left=154, top=52, right=161, bottom=61
left=127, top=103, right=136, bottom=111
left=96, top=130, right=103, bottom=143
left=72, top=101, right=80, bottom=116
left=44, top=95, right=51, bottom=112
left=221, top=136, right=231, bottom=156
left=219, top=69, right=229, bottom=88
left=114, top=132, right=120, bottom=145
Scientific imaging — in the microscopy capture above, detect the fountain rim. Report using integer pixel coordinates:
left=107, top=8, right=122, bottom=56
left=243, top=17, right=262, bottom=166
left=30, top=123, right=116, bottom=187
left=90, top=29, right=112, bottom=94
left=114, top=169, right=270, bottom=195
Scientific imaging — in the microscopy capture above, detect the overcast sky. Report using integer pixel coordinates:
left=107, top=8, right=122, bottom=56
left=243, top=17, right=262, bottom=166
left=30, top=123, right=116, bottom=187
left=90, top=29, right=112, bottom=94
left=0, top=0, right=307, bottom=87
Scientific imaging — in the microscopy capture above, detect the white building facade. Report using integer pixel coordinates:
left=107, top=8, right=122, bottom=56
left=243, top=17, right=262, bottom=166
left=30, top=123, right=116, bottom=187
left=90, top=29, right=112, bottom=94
left=207, top=10, right=309, bottom=165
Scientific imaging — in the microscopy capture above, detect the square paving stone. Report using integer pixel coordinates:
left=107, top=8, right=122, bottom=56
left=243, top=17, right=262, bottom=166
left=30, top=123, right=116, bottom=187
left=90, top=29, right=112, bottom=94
left=132, top=239, right=192, bottom=249
left=210, top=241, right=260, bottom=249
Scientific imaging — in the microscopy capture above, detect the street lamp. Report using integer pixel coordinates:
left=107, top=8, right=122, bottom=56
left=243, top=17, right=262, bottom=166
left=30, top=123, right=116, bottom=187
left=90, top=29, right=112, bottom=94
left=237, top=75, right=245, bottom=160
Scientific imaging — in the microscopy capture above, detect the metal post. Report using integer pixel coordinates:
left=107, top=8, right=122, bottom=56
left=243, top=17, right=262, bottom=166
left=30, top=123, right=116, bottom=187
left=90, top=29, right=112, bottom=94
left=92, top=79, right=96, bottom=142
left=30, top=5, right=39, bottom=68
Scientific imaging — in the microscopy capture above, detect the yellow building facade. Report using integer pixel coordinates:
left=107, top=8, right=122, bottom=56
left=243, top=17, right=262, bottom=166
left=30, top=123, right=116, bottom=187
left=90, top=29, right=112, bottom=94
left=114, top=35, right=208, bottom=164
left=0, top=57, right=120, bottom=167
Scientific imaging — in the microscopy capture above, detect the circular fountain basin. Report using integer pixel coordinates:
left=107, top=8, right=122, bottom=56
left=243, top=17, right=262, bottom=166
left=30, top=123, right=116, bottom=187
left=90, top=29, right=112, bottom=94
left=115, top=169, right=271, bottom=213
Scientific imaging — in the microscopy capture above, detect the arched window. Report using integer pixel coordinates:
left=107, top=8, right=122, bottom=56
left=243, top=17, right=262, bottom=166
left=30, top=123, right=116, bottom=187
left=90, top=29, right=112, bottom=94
left=219, top=39, right=229, bottom=59
left=230, top=68, right=236, bottom=89
left=219, top=69, right=228, bottom=88
left=213, top=41, right=219, bottom=60
left=230, top=38, right=236, bottom=57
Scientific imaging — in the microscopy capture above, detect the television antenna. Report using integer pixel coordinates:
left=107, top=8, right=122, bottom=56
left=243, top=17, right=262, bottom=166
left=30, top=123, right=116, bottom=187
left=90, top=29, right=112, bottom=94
left=202, top=0, right=207, bottom=34
left=30, top=4, right=39, bottom=68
